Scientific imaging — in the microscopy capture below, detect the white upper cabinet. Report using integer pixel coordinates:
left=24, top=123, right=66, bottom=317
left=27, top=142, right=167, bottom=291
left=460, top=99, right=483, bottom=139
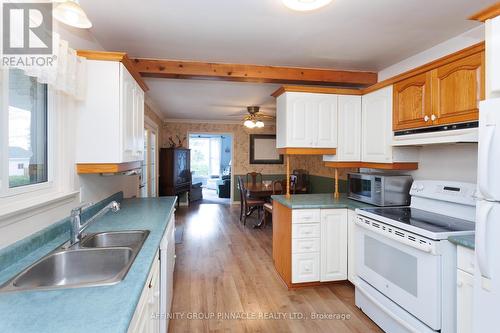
left=77, top=60, right=144, bottom=164
left=276, top=92, right=338, bottom=148
left=325, top=95, right=362, bottom=161
left=361, top=86, right=394, bottom=163
left=315, top=94, right=339, bottom=147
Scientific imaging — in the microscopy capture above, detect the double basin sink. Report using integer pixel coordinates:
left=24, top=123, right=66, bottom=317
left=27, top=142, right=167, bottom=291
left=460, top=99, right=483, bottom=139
left=0, top=230, right=149, bottom=292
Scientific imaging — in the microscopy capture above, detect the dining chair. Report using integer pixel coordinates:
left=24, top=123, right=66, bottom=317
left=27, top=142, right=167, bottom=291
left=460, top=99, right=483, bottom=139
left=246, top=172, right=263, bottom=186
left=292, top=169, right=309, bottom=193
left=238, top=176, right=265, bottom=226
left=261, top=180, right=287, bottom=228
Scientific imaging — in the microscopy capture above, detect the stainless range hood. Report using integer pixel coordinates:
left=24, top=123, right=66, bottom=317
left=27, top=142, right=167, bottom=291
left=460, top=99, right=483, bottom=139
left=392, top=121, right=478, bottom=146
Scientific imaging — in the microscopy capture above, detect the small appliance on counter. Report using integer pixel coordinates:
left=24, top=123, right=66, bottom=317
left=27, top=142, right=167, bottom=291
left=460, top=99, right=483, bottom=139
left=347, top=172, right=413, bottom=207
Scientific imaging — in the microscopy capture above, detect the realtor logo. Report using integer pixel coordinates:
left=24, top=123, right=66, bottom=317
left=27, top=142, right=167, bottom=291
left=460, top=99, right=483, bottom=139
left=3, top=2, right=53, bottom=55
left=1, top=2, right=55, bottom=67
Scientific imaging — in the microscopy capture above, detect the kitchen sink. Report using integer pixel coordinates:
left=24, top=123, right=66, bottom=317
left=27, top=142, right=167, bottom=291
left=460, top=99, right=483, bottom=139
left=81, top=230, right=149, bottom=249
left=0, top=230, right=149, bottom=293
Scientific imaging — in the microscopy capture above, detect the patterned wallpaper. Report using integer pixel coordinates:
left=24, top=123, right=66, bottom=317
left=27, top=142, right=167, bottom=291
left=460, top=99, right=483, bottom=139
left=161, top=121, right=355, bottom=179
left=161, top=122, right=284, bottom=175
left=144, top=103, right=164, bottom=142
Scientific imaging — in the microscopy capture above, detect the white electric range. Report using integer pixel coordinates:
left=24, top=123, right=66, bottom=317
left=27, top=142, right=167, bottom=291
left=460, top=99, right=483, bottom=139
left=353, top=180, right=476, bottom=333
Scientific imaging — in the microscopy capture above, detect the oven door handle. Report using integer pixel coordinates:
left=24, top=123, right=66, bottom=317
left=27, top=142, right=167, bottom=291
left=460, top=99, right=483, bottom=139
left=353, top=279, right=423, bottom=333
left=355, top=219, right=432, bottom=253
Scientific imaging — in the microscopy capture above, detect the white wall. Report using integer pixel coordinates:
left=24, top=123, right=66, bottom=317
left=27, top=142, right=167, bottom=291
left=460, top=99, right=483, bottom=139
left=378, top=26, right=485, bottom=81
left=0, top=24, right=139, bottom=249
left=408, top=145, right=478, bottom=183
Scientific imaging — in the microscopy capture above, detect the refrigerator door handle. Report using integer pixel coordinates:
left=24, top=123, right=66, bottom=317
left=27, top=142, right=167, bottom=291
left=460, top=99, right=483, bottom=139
left=477, top=201, right=494, bottom=280
left=478, top=121, right=496, bottom=199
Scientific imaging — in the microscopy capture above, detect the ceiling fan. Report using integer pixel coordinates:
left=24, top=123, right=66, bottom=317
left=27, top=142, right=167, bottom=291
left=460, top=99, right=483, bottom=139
left=241, top=106, right=275, bottom=128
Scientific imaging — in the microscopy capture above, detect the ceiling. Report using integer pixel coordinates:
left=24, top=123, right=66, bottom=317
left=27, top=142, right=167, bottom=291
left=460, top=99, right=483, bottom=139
left=80, top=0, right=495, bottom=120
left=145, top=79, right=279, bottom=121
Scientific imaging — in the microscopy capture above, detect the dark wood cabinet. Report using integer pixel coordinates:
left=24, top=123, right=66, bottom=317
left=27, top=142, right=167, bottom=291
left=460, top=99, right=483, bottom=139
left=159, top=148, right=191, bottom=200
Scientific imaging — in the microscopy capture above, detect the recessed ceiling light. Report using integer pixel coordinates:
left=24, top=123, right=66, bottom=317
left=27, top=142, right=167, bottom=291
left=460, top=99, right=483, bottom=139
left=282, top=0, right=333, bottom=11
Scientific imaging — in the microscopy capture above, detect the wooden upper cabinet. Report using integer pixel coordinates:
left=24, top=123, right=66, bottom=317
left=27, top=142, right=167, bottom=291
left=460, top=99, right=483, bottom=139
left=393, top=72, right=432, bottom=131
left=392, top=50, right=484, bottom=131
left=431, top=52, right=484, bottom=125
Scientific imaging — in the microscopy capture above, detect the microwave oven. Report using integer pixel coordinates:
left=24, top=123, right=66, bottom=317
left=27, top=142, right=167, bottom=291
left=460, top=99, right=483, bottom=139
left=347, top=172, right=413, bottom=206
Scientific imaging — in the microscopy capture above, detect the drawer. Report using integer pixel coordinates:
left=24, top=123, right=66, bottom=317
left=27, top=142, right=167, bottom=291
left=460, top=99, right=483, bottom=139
left=292, top=253, right=320, bottom=283
left=292, top=238, right=320, bottom=253
left=292, top=209, right=320, bottom=224
left=457, top=245, right=475, bottom=275
left=292, top=223, right=320, bottom=239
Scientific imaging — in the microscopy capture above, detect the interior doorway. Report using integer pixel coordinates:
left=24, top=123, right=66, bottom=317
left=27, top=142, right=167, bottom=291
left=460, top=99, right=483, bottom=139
left=188, top=133, right=233, bottom=204
left=140, top=119, right=159, bottom=197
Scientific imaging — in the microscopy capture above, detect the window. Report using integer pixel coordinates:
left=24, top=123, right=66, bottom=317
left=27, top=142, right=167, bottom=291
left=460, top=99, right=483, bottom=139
left=2, top=69, right=49, bottom=192
left=190, top=136, right=221, bottom=179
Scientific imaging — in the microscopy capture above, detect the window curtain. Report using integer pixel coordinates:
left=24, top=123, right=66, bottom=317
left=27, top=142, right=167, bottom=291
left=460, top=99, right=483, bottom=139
left=16, top=34, right=87, bottom=101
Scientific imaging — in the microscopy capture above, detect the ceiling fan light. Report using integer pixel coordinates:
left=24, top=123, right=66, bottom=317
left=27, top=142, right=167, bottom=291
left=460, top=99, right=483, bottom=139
left=255, top=121, right=265, bottom=128
left=282, top=0, right=333, bottom=11
left=244, top=120, right=256, bottom=128
left=53, top=0, right=93, bottom=29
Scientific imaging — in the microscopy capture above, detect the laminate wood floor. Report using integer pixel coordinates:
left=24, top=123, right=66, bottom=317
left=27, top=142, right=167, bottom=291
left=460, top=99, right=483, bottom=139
left=169, top=203, right=383, bottom=333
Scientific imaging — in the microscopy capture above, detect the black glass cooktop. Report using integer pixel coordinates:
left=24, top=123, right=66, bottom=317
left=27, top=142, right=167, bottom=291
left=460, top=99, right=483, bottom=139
left=360, top=207, right=475, bottom=234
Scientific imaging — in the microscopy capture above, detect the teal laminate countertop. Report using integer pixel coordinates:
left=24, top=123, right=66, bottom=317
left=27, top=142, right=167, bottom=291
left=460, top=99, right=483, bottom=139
left=448, top=235, right=475, bottom=250
left=0, top=196, right=176, bottom=333
left=271, top=193, right=376, bottom=210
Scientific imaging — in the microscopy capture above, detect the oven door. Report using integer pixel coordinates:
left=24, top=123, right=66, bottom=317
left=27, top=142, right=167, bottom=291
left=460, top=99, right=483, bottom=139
left=355, top=221, right=442, bottom=330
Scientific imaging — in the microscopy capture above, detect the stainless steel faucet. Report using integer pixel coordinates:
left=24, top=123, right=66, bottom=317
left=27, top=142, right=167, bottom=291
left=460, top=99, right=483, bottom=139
left=69, top=201, right=121, bottom=246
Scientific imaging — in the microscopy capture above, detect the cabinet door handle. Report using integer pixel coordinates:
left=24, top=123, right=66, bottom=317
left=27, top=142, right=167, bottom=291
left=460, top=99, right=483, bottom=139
left=431, top=114, right=437, bottom=121
left=424, top=115, right=430, bottom=122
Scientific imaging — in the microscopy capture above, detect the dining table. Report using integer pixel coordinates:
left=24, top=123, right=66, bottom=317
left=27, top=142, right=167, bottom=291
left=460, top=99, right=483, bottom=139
left=244, top=182, right=308, bottom=198
left=244, top=181, right=308, bottom=229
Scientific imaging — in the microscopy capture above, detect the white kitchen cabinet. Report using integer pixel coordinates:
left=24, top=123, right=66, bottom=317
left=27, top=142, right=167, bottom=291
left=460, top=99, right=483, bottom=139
left=456, top=245, right=474, bottom=333
left=291, top=209, right=321, bottom=283
left=323, top=95, right=362, bottom=162
left=361, top=86, right=393, bottom=163
left=360, top=86, right=419, bottom=164
left=347, top=209, right=357, bottom=283
left=292, top=253, right=320, bottom=283
left=162, top=216, right=176, bottom=333
left=457, top=269, right=473, bottom=333
left=276, top=92, right=338, bottom=148
left=320, top=209, right=348, bottom=282
left=290, top=208, right=348, bottom=283
left=128, top=251, right=160, bottom=333
left=337, top=95, right=362, bottom=161
left=77, top=60, right=144, bottom=164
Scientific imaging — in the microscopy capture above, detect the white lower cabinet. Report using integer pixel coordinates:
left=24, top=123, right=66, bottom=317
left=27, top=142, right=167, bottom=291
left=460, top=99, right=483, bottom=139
left=320, top=209, right=348, bottom=281
left=292, top=253, right=320, bottom=283
left=457, top=245, right=474, bottom=333
left=128, top=251, right=160, bottom=333
left=129, top=217, right=176, bottom=333
left=347, top=209, right=357, bottom=283
left=291, top=208, right=348, bottom=284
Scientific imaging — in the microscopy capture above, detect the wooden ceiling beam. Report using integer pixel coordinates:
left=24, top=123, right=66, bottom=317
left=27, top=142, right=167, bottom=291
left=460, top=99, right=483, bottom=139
left=469, top=2, right=500, bottom=22
left=131, top=58, right=378, bottom=87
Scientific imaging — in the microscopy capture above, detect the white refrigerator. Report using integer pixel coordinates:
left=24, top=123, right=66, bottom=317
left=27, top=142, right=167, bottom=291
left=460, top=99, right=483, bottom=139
left=474, top=97, right=500, bottom=332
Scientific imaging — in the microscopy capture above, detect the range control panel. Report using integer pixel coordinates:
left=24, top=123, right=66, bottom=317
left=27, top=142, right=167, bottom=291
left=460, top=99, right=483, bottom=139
left=410, top=180, right=476, bottom=206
